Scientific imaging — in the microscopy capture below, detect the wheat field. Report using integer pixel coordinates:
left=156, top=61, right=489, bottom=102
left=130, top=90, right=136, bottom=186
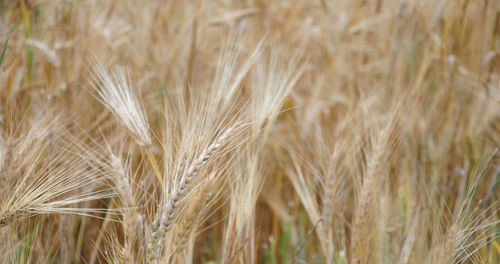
left=0, top=0, right=499, bottom=263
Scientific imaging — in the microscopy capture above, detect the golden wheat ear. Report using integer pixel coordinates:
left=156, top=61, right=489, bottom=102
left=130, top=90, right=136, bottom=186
left=147, top=120, right=248, bottom=262
left=0, top=115, right=117, bottom=228
left=89, top=60, right=166, bottom=191
left=89, top=61, right=152, bottom=147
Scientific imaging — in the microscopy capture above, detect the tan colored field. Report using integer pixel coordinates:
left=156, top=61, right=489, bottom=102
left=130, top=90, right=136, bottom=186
left=0, top=0, right=499, bottom=263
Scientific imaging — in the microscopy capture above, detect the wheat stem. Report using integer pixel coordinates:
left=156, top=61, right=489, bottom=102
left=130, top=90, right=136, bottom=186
left=145, top=148, right=165, bottom=192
